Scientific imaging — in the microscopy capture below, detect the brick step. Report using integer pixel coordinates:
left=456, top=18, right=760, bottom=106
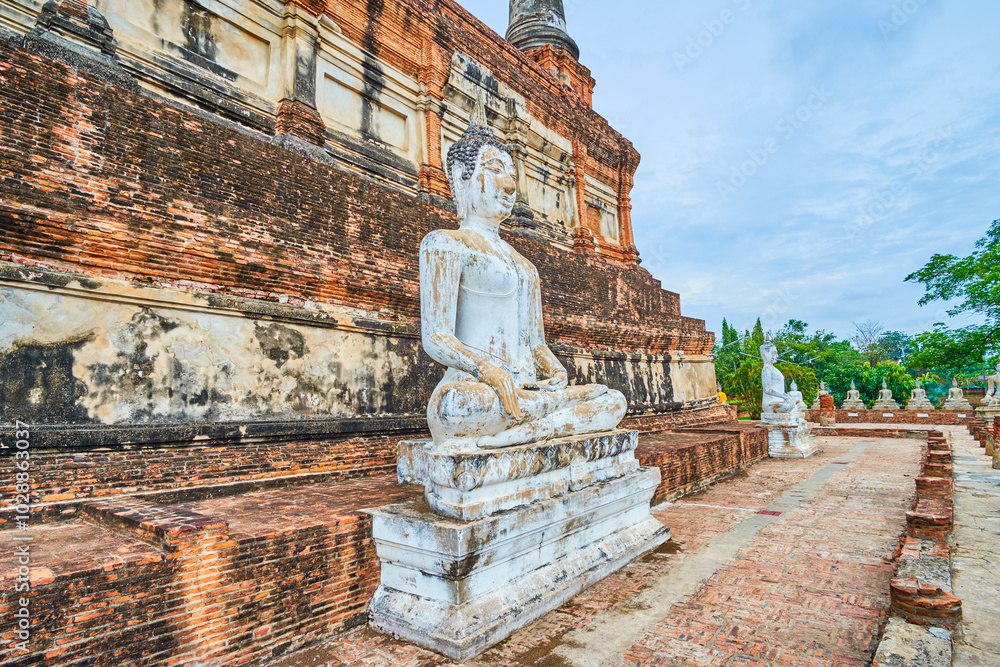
left=915, top=477, right=953, bottom=501
left=890, top=578, right=962, bottom=629
left=925, top=449, right=952, bottom=465
left=0, top=474, right=419, bottom=667
left=0, top=436, right=402, bottom=528
left=906, top=498, right=953, bottom=538
left=922, top=462, right=953, bottom=478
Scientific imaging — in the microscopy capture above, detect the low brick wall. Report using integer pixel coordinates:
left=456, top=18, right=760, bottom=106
left=810, top=410, right=974, bottom=426
left=4, top=404, right=738, bottom=526
left=0, top=480, right=418, bottom=667
left=638, top=423, right=768, bottom=505
left=812, top=426, right=928, bottom=439
left=890, top=578, right=963, bottom=630
left=624, top=403, right=736, bottom=435
left=888, top=430, right=962, bottom=629
left=0, top=433, right=408, bottom=526
left=1, top=422, right=760, bottom=666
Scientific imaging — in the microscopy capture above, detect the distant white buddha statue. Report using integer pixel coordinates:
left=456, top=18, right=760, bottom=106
left=872, top=380, right=900, bottom=411
left=977, top=362, right=1000, bottom=419
left=906, top=381, right=934, bottom=411
left=943, top=378, right=973, bottom=411
left=789, top=380, right=808, bottom=413
left=842, top=379, right=866, bottom=410
left=986, top=362, right=1000, bottom=408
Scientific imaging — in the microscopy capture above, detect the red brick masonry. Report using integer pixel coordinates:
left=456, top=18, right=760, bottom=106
left=891, top=430, right=962, bottom=630
left=0, top=424, right=763, bottom=666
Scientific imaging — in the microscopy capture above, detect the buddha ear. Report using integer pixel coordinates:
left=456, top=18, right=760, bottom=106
left=451, top=165, right=469, bottom=220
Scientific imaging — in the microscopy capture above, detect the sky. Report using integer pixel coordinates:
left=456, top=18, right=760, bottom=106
left=456, top=0, right=1000, bottom=341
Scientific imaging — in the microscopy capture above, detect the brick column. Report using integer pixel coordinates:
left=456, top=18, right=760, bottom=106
left=30, top=0, right=116, bottom=58
left=277, top=4, right=326, bottom=146
left=571, top=141, right=598, bottom=255
left=617, top=143, right=640, bottom=264
left=417, top=35, right=449, bottom=200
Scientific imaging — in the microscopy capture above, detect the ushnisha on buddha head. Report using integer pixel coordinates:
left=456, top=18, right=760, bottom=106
left=446, top=96, right=517, bottom=224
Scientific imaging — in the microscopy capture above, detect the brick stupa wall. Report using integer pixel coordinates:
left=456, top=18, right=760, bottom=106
left=0, top=1, right=727, bottom=513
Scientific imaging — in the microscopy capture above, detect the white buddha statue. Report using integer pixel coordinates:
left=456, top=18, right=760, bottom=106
left=420, top=98, right=627, bottom=450
left=842, top=379, right=866, bottom=410
left=943, top=378, right=973, bottom=410
left=906, top=381, right=934, bottom=411
left=789, top=380, right=808, bottom=413
left=986, top=362, right=1000, bottom=408
left=760, top=341, right=797, bottom=419
left=872, top=380, right=900, bottom=410
left=760, top=340, right=813, bottom=457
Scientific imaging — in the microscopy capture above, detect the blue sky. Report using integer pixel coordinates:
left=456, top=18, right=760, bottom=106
left=457, top=0, right=1000, bottom=341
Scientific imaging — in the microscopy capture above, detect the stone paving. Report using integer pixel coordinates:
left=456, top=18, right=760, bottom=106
left=268, top=434, right=923, bottom=667
left=949, top=425, right=1000, bottom=665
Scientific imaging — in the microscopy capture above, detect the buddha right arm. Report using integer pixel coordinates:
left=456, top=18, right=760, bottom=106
left=420, top=236, right=522, bottom=418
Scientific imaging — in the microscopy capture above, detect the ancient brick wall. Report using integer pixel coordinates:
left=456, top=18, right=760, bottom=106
left=0, top=37, right=720, bottom=443
left=0, top=491, right=403, bottom=667
left=638, top=423, right=768, bottom=505
left=0, top=0, right=639, bottom=255
left=0, top=426, right=764, bottom=666
left=0, top=434, right=406, bottom=526
left=812, top=411, right=976, bottom=426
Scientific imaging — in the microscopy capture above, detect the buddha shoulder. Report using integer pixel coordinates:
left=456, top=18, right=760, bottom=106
left=420, top=229, right=495, bottom=256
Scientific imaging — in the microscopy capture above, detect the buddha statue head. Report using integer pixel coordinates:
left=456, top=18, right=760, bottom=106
left=447, top=94, right=516, bottom=223
left=760, top=340, right=778, bottom=365
left=952, top=378, right=959, bottom=388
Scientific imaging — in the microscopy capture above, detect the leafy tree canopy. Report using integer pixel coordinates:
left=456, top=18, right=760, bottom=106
left=906, top=218, right=1000, bottom=361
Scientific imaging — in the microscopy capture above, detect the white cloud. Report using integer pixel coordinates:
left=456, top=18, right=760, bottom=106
left=457, top=0, right=1000, bottom=338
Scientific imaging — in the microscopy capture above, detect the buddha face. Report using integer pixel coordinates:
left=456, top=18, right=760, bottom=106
left=457, top=145, right=516, bottom=223
left=760, top=343, right=778, bottom=364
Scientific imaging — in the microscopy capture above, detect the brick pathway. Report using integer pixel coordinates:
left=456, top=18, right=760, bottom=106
left=268, top=435, right=921, bottom=667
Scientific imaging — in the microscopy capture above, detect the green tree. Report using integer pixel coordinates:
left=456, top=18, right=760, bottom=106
left=906, top=218, right=1000, bottom=359
left=714, top=319, right=743, bottom=390
left=907, top=324, right=987, bottom=372
left=771, top=319, right=863, bottom=381
left=880, top=331, right=913, bottom=363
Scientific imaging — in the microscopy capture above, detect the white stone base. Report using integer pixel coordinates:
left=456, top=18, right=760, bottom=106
left=397, top=431, right=640, bottom=521
left=841, top=401, right=866, bottom=411
left=906, top=402, right=935, bottom=412
left=367, top=468, right=668, bottom=661
left=975, top=405, right=1000, bottom=421
left=762, top=415, right=817, bottom=459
